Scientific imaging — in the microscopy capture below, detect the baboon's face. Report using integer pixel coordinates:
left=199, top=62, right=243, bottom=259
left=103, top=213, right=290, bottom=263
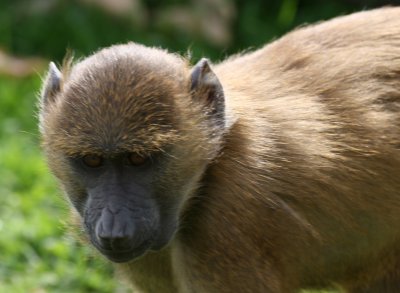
left=64, top=131, right=214, bottom=263
left=48, top=79, right=197, bottom=263
left=66, top=150, right=181, bottom=263
left=40, top=44, right=225, bottom=263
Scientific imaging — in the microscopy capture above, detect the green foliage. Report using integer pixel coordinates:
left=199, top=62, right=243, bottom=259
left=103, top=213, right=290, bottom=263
left=0, top=0, right=372, bottom=61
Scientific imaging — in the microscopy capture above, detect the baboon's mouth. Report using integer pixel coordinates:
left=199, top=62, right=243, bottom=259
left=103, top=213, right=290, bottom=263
left=98, top=245, right=149, bottom=263
left=94, top=240, right=151, bottom=263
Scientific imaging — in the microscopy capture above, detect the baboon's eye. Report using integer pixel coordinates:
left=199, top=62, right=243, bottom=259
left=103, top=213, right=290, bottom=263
left=126, top=153, right=148, bottom=166
left=82, top=154, right=104, bottom=168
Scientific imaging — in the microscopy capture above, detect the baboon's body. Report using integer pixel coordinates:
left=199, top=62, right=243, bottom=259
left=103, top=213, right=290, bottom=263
left=40, top=8, right=400, bottom=293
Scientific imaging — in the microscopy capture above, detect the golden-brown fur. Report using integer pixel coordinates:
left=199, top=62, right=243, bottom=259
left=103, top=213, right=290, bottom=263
left=40, top=7, right=400, bottom=293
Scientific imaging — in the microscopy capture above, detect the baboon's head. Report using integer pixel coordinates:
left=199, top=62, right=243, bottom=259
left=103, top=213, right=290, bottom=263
left=39, top=43, right=226, bottom=263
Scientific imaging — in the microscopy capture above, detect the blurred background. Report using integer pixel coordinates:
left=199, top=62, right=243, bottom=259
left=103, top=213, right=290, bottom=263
left=0, top=0, right=399, bottom=292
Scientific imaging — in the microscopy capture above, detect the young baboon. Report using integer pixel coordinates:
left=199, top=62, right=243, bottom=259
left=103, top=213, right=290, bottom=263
left=39, top=7, right=400, bottom=293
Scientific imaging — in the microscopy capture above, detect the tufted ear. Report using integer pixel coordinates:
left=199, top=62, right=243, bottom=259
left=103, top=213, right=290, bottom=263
left=190, top=58, right=225, bottom=126
left=41, top=62, right=62, bottom=108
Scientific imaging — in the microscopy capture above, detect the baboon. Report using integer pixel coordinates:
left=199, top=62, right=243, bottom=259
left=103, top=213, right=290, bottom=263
left=39, top=7, right=400, bottom=293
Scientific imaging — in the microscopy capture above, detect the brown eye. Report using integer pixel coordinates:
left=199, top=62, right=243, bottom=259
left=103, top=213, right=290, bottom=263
left=127, top=153, right=148, bottom=166
left=82, top=154, right=103, bottom=168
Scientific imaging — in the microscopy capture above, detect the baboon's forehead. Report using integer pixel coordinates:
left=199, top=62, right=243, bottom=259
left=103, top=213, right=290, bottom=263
left=43, top=45, right=190, bottom=155
left=47, top=78, right=182, bottom=155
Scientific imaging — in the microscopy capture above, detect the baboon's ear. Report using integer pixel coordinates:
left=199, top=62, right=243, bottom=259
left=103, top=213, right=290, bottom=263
left=190, top=58, right=225, bottom=125
left=41, top=62, right=62, bottom=107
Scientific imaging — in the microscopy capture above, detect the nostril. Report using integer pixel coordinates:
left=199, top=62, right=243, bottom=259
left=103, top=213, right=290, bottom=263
left=95, top=209, right=136, bottom=251
left=110, top=223, right=136, bottom=251
left=95, top=221, right=112, bottom=250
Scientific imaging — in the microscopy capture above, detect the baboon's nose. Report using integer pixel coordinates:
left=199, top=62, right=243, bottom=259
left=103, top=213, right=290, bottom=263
left=95, top=207, right=135, bottom=251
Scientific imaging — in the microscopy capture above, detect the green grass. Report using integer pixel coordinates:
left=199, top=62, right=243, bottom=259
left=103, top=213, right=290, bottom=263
left=0, top=75, right=125, bottom=292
